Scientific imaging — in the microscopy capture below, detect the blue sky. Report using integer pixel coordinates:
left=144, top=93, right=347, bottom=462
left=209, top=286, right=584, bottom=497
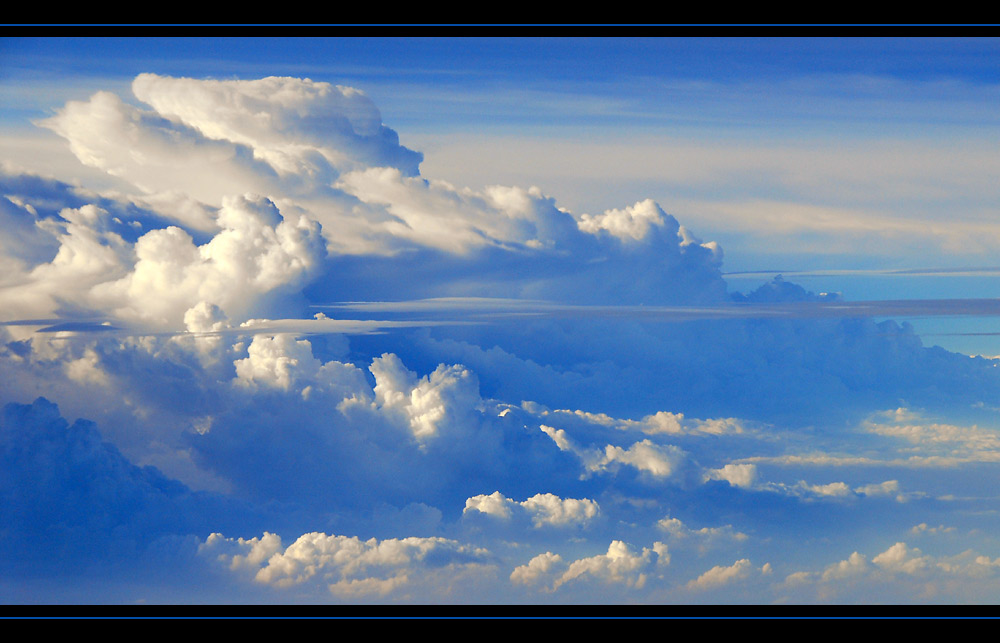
left=3, top=35, right=1000, bottom=605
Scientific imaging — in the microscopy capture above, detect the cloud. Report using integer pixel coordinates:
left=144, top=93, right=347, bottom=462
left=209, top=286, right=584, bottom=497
left=0, top=397, right=255, bottom=574
left=775, top=540, right=1000, bottom=603
left=509, top=551, right=564, bottom=586
left=686, top=558, right=758, bottom=591
left=538, top=424, right=690, bottom=482
left=0, top=190, right=326, bottom=332
left=96, top=194, right=325, bottom=329
left=131, top=74, right=423, bottom=178
left=704, top=463, right=758, bottom=488
left=201, top=530, right=492, bottom=600
left=552, top=540, right=669, bottom=591
left=656, top=515, right=748, bottom=551
left=8, top=69, right=1000, bottom=605
left=463, top=491, right=600, bottom=528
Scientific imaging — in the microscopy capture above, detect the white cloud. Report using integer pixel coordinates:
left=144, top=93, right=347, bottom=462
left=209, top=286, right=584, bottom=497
left=587, top=440, right=686, bottom=478
left=538, top=418, right=691, bottom=481
left=464, top=491, right=514, bottom=520
left=704, top=463, right=757, bottom=488
left=510, top=551, right=564, bottom=586
left=553, top=540, right=668, bottom=591
left=687, top=558, right=757, bottom=591
left=464, top=491, right=599, bottom=528
left=577, top=198, right=667, bottom=242
left=233, top=334, right=323, bottom=392
left=872, top=542, right=931, bottom=575
left=39, top=90, right=273, bottom=206
left=0, top=192, right=326, bottom=331
left=369, top=353, right=482, bottom=443
left=548, top=407, right=746, bottom=436
left=131, top=73, right=421, bottom=178
left=656, top=516, right=748, bottom=549
left=201, top=531, right=491, bottom=597
left=97, top=194, right=325, bottom=329
left=820, top=551, right=870, bottom=582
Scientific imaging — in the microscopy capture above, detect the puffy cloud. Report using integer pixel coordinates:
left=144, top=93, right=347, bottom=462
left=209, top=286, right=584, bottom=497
left=686, top=558, right=758, bottom=591
left=369, top=353, right=482, bottom=443
left=510, top=551, right=564, bottom=586
left=234, top=334, right=322, bottom=393
left=553, top=540, right=669, bottom=591
left=872, top=542, right=931, bottom=575
left=97, top=194, right=325, bottom=329
left=201, top=531, right=492, bottom=599
left=520, top=493, right=600, bottom=528
left=578, top=199, right=668, bottom=242
left=704, top=463, right=758, bottom=488
left=656, top=516, right=748, bottom=550
left=131, top=74, right=422, bottom=178
left=542, top=407, right=746, bottom=436
left=463, top=491, right=600, bottom=528
left=776, top=541, right=1000, bottom=603
left=464, top=491, right=515, bottom=520
left=334, top=169, right=574, bottom=254
left=0, top=190, right=325, bottom=331
left=588, top=440, right=687, bottom=479
left=538, top=423, right=691, bottom=482
left=39, top=90, right=275, bottom=206
left=819, top=551, right=870, bottom=582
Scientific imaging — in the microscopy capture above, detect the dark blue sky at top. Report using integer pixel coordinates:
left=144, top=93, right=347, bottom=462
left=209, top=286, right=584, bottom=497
left=4, top=36, right=998, bottom=84
left=4, top=37, right=1000, bottom=126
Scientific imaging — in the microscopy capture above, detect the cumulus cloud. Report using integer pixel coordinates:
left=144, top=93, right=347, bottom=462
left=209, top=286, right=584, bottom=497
left=0, top=190, right=326, bottom=331
left=463, top=491, right=600, bottom=528
left=131, top=74, right=423, bottom=178
left=656, top=516, right=748, bottom=551
left=537, top=423, right=690, bottom=482
left=201, top=531, right=492, bottom=599
left=686, top=558, right=760, bottom=591
left=31, top=74, right=730, bottom=312
left=369, top=353, right=482, bottom=443
left=704, top=463, right=758, bottom=488
left=776, top=541, right=1000, bottom=603
left=509, top=551, right=564, bottom=586
left=97, top=194, right=325, bottom=329
left=552, top=540, right=669, bottom=591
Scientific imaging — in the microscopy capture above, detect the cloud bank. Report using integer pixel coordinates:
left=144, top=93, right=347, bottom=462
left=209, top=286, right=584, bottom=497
left=4, top=72, right=1000, bottom=605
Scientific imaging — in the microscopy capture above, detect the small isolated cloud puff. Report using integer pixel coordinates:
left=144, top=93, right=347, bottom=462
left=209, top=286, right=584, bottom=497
left=657, top=516, right=749, bottom=549
left=703, top=463, right=758, bottom=488
left=686, top=558, right=764, bottom=592
left=463, top=491, right=600, bottom=528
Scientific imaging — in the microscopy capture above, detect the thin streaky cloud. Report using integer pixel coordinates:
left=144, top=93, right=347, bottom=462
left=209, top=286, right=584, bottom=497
left=319, top=296, right=1000, bottom=322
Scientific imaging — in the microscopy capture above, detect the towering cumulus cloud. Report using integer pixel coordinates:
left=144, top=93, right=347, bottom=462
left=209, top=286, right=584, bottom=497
left=3, top=73, right=1000, bottom=605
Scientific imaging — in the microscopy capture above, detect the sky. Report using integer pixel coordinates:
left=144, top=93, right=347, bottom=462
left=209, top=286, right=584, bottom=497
left=3, top=35, right=1000, bottom=606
